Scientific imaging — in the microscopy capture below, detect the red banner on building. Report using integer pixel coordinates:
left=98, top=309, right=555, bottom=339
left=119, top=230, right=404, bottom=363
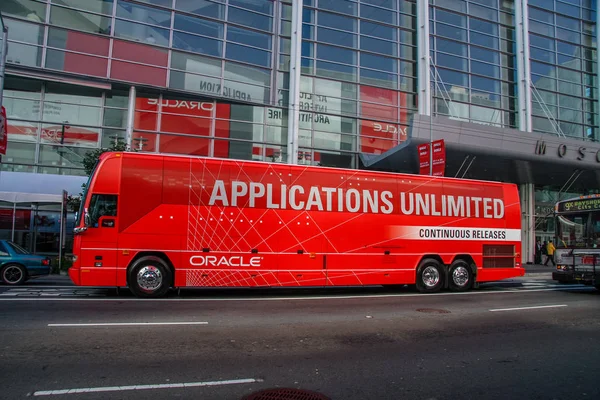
left=0, top=106, right=7, bottom=155
left=418, top=139, right=446, bottom=177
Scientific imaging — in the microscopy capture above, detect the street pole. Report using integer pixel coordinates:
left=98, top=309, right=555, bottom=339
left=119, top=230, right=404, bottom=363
left=0, top=15, right=8, bottom=184
left=0, top=17, right=7, bottom=108
left=429, top=106, right=433, bottom=176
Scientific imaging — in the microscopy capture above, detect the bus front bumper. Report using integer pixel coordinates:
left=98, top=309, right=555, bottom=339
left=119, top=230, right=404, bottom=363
left=68, top=267, right=80, bottom=285
left=553, top=269, right=599, bottom=284
left=552, top=270, right=573, bottom=283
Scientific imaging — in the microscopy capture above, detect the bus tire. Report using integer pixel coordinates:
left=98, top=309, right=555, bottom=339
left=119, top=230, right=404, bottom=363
left=416, top=258, right=444, bottom=293
left=128, top=256, right=172, bottom=298
left=448, top=260, right=473, bottom=292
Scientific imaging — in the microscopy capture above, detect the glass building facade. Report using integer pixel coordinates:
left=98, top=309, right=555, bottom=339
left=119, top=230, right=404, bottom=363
left=0, top=0, right=419, bottom=175
left=1, top=0, right=596, bottom=175
left=0, top=0, right=598, bottom=260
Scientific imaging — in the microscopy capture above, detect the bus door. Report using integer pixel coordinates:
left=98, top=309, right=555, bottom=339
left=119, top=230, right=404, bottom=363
left=79, top=194, right=119, bottom=286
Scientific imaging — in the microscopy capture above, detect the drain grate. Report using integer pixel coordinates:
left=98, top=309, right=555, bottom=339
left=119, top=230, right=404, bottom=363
left=416, top=308, right=451, bottom=314
left=242, top=388, right=331, bottom=400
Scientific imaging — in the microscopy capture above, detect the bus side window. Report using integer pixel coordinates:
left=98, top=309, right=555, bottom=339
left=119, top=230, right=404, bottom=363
left=88, top=194, right=118, bottom=228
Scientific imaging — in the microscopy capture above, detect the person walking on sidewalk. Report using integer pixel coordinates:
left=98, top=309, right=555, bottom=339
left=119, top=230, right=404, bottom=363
left=544, top=240, right=556, bottom=267
left=535, top=239, right=542, bottom=264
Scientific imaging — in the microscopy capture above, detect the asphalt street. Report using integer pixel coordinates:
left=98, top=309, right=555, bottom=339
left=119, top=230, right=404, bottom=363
left=0, top=272, right=599, bottom=400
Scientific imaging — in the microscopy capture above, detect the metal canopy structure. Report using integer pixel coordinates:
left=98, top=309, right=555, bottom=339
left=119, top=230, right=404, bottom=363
left=0, top=191, right=67, bottom=270
left=360, top=115, right=600, bottom=192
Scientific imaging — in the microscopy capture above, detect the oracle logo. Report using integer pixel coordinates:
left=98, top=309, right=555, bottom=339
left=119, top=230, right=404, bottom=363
left=147, top=99, right=215, bottom=112
left=189, top=255, right=262, bottom=267
left=372, top=123, right=408, bottom=136
left=373, top=123, right=397, bottom=134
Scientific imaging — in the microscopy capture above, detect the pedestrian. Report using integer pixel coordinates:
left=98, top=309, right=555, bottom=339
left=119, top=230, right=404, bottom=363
left=535, top=239, right=542, bottom=264
left=544, top=240, right=556, bottom=267
left=541, top=241, right=547, bottom=264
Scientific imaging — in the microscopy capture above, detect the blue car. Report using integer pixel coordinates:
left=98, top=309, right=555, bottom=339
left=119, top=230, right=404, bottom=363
left=0, top=240, right=52, bottom=285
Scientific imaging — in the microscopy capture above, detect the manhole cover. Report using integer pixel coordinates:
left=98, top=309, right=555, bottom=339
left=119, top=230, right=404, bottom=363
left=242, top=388, right=331, bottom=400
left=416, top=308, right=451, bottom=314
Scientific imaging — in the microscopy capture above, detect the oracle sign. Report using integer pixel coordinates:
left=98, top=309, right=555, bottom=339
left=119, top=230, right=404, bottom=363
left=147, top=99, right=214, bottom=112
left=189, top=255, right=262, bottom=267
left=373, top=123, right=408, bottom=137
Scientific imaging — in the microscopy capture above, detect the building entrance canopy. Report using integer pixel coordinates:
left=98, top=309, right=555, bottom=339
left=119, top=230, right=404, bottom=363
left=360, top=115, right=600, bottom=192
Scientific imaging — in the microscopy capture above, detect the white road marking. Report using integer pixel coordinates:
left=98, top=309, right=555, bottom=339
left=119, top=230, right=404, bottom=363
left=48, top=322, right=208, bottom=327
left=33, top=378, right=258, bottom=396
left=0, top=285, right=593, bottom=302
left=489, top=304, right=568, bottom=312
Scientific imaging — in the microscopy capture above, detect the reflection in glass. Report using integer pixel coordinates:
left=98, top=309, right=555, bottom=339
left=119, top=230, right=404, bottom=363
left=3, top=97, right=41, bottom=122
left=5, top=42, right=42, bottom=67
left=1, top=142, right=36, bottom=166
left=116, top=0, right=171, bottom=27
left=46, top=49, right=109, bottom=77
left=229, top=0, right=273, bottom=16
left=0, top=0, right=46, bottom=21
left=224, top=62, right=270, bottom=87
left=222, top=80, right=270, bottom=103
left=174, top=13, right=224, bottom=39
left=227, top=26, right=272, bottom=50
left=38, top=144, right=91, bottom=171
left=169, top=71, right=222, bottom=97
left=48, top=28, right=111, bottom=56
left=316, top=61, right=357, bottom=82
left=175, top=0, right=225, bottom=20
left=50, top=6, right=111, bottom=34
left=114, top=19, right=170, bottom=46
left=101, top=129, right=127, bottom=148
left=40, top=124, right=100, bottom=148
left=226, top=43, right=271, bottom=67
left=103, top=109, right=128, bottom=128
left=228, top=7, right=272, bottom=31
left=173, top=31, right=223, bottom=57
left=57, top=0, right=114, bottom=15
left=170, top=51, right=222, bottom=77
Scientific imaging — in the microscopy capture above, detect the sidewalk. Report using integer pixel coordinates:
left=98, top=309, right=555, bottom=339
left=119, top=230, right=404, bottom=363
left=523, top=263, right=555, bottom=276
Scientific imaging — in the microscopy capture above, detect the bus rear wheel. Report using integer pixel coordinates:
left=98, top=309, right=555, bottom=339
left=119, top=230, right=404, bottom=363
left=448, top=260, right=473, bottom=292
left=416, top=258, right=444, bottom=293
left=128, top=256, right=172, bottom=298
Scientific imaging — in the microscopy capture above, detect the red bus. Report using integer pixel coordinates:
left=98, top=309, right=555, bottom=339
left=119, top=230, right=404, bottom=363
left=69, top=152, right=524, bottom=298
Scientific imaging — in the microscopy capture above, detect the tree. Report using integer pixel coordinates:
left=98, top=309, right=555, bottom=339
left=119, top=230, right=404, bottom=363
left=83, top=140, right=129, bottom=176
left=66, top=140, right=131, bottom=212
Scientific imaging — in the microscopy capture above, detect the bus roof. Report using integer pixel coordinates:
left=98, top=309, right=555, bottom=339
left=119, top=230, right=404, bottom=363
left=100, top=151, right=517, bottom=188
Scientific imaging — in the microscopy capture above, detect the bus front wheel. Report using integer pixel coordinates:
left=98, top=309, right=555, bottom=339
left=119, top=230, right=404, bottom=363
left=128, top=256, right=172, bottom=298
left=416, top=258, right=444, bottom=293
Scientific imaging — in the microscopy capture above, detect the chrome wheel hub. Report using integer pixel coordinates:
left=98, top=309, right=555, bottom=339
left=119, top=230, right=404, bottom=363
left=422, top=266, right=440, bottom=287
left=3, top=266, right=23, bottom=283
left=137, top=266, right=163, bottom=292
left=452, top=266, right=469, bottom=287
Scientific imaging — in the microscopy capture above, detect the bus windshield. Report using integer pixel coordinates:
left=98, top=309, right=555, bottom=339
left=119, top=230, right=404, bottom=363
left=555, top=211, right=600, bottom=249
left=76, top=162, right=98, bottom=227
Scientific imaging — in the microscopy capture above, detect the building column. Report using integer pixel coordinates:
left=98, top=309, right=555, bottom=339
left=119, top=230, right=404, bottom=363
left=596, top=3, right=599, bottom=139
left=416, top=0, right=431, bottom=116
left=125, top=85, right=136, bottom=149
left=515, top=0, right=532, bottom=132
left=520, top=183, right=535, bottom=265
left=286, top=0, right=302, bottom=165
